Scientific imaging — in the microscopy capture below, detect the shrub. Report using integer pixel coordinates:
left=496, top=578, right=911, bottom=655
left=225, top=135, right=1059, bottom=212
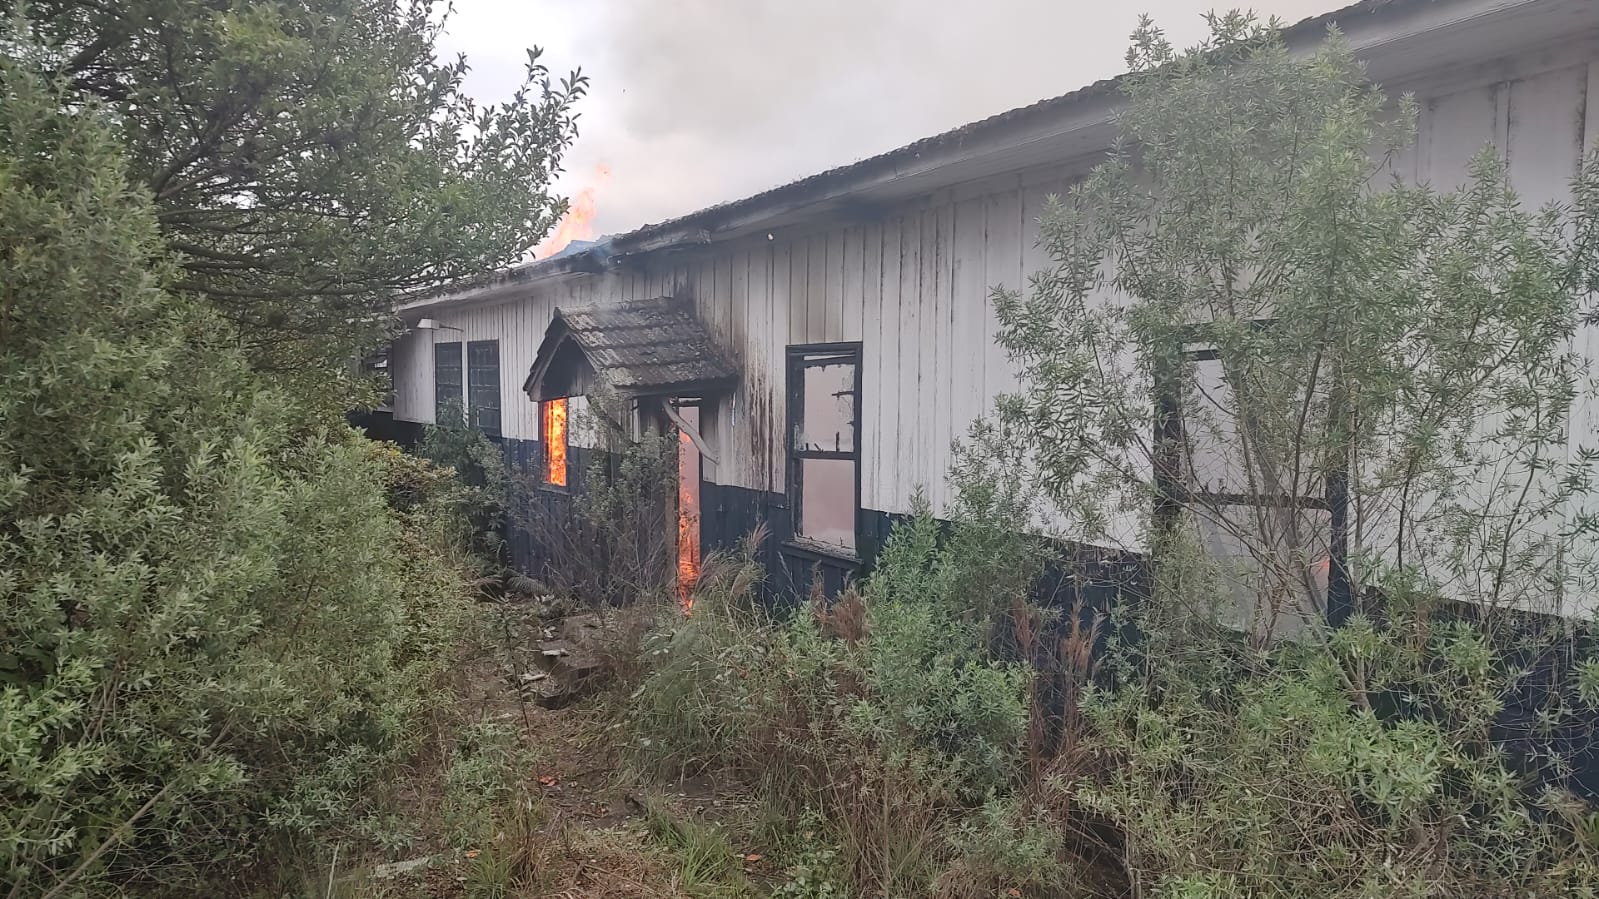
left=0, top=60, right=472, bottom=896
left=629, top=510, right=1036, bottom=896
left=418, top=399, right=511, bottom=571
left=442, top=719, right=540, bottom=848
left=515, top=387, right=680, bottom=606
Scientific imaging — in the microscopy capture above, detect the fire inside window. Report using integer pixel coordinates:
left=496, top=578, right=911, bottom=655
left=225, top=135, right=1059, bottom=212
left=543, top=398, right=568, bottom=486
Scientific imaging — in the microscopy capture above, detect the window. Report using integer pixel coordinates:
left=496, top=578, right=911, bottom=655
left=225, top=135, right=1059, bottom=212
left=1153, top=323, right=1349, bottom=628
left=467, top=340, right=501, bottom=436
left=359, top=346, right=392, bottom=412
left=434, top=341, right=462, bottom=422
left=787, top=344, right=860, bottom=554
left=543, top=397, right=568, bottom=487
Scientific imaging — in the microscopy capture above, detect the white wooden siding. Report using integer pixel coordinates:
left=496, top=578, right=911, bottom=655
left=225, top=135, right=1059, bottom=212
left=390, top=37, right=1599, bottom=571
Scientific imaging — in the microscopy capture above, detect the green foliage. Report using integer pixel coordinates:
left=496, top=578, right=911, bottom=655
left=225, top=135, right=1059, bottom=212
left=936, top=797, right=1068, bottom=899
left=419, top=399, right=510, bottom=569
left=629, top=510, right=1037, bottom=896
left=983, top=13, right=1599, bottom=898
left=0, top=60, right=472, bottom=897
left=1075, top=613, right=1599, bottom=896
left=641, top=796, right=753, bottom=898
left=770, top=814, right=845, bottom=899
left=441, top=719, right=539, bottom=848
left=11, top=0, right=585, bottom=376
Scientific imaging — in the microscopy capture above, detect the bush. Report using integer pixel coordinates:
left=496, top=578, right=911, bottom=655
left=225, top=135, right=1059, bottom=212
left=1062, top=600, right=1599, bottom=898
left=855, top=509, right=1033, bottom=800
left=418, top=399, right=511, bottom=570
left=514, top=387, right=679, bottom=606
left=442, top=719, right=540, bottom=848
left=628, top=510, right=1038, bottom=896
left=0, top=61, right=472, bottom=896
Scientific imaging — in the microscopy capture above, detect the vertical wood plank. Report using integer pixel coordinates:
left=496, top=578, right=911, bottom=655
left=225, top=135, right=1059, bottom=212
left=788, top=237, right=807, bottom=346
left=917, top=207, right=940, bottom=511
left=875, top=217, right=903, bottom=514
left=1506, top=65, right=1585, bottom=209
left=1422, top=84, right=1498, bottom=191
left=860, top=221, right=883, bottom=512
left=764, top=239, right=782, bottom=493
left=896, top=212, right=923, bottom=515
left=983, top=184, right=1024, bottom=403
left=839, top=225, right=864, bottom=342
left=775, top=239, right=797, bottom=494
left=806, top=234, right=828, bottom=341
left=937, top=201, right=957, bottom=513
left=826, top=228, right=847, bottom=342
left=952, top=196, right=988, bottom=466
left=730, top=246, right=751, bottom=347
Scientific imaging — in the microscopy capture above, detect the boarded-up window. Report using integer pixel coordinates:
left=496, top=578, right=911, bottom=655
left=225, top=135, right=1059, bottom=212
left=543, top=397, right=568, bottom=487
left=434, top=341, right=462, bottom=423
left=788, top=344, right=860, bottom=553
left=467, top=340, right=501, bottom=436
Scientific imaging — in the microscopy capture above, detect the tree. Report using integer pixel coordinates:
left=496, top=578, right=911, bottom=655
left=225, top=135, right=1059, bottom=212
left=10, top=0, right=585, bottom=375
left=0, top=58, right=471, bottom=896
left=989, top=15, right=1599, bottom=895
left=995, top=13, right=1599, bottom=643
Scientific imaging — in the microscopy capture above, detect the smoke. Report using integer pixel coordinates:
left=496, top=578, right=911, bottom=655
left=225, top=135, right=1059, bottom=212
left=442, top=0, right=1343, bottom=238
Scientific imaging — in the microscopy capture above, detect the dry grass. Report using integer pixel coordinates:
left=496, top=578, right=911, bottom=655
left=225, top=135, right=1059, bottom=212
left=259, top=593, right=797, bottom=899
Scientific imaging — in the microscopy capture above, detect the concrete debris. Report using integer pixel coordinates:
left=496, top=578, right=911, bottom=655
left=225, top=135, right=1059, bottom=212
left=371, top=855, right=433, bottom=879
left=526, top=613, right=611, bottom=709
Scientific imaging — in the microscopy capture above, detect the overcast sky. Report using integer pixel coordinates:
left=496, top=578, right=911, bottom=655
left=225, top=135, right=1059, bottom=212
left=438, top=1, right=1349, bottom=241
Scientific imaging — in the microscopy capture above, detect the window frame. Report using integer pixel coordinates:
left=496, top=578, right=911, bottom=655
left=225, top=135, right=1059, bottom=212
left=785, top=342, right=862, bottom=558
left=433, top=340, right=463, bottom=423
left=1151, top=320, right=1351, bottom=625
left=466, top=339, right=502, bottom=436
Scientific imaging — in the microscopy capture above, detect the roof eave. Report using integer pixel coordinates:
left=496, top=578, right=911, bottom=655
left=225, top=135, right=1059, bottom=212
left=403, top=0, right=1598, bottom=312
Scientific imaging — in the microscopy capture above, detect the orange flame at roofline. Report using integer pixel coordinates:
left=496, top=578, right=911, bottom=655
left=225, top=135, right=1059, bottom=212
left=543, top=398, right=568, bottom=487
left=536, top=164, right=611, bottom=259
left=677, top=429, right=701, bottom=612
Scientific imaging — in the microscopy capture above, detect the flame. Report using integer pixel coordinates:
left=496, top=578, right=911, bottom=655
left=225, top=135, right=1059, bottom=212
left=677, top=429, right=701, bottom=612
left=536, top=165, right=611, bottom=259
left=543, top=398, right=568, bottom=486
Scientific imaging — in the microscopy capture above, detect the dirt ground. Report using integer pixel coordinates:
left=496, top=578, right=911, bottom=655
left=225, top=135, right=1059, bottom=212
left=347, top=605, right=774, bottom=899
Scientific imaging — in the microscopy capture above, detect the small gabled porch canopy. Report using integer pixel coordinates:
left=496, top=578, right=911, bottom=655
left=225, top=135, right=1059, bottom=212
left=523, top=296, right=739, bottom=403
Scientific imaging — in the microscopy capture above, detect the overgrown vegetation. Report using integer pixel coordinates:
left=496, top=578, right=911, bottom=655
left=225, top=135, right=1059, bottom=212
left=516, top=389, right=682, bottom=607
left=0, top=62, right=482, bottom=896
left=628, top=515, right=1065, bottom=897
left=0, top=0, right=582, bottom=892
left=419, top=400, right=512, bottom=570
left=624, top=14, right=1599, bottom=899
left=10, top=0, right=585, bottom=378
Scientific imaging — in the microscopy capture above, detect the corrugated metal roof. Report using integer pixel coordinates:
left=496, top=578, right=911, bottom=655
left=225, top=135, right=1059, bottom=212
left=525, top=296, right=739, bottom=400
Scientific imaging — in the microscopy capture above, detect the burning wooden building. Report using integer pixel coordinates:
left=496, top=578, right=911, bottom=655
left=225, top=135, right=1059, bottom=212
left=370, top=0, right=1599, bottom=604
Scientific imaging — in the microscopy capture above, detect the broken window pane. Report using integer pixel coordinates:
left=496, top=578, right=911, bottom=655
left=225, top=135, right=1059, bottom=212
left=789, top=347, right=860, bottom=555
left=1192, top=502, right=1331, bottom=638
left=797, top=362, right=855, bottom=453
left=1185, top=357, right=1246, bottom=495
left=800, top=458, right=855, bottom=551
